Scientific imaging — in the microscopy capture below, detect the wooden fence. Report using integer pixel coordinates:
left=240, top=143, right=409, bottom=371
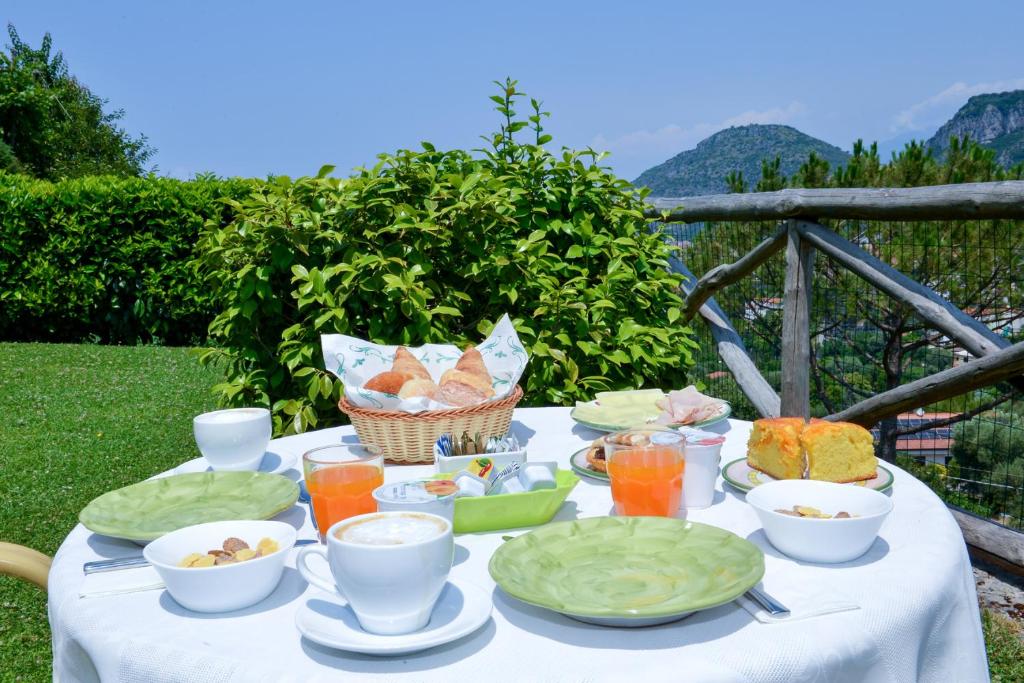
left=645, top=180, right=1024, bottom=569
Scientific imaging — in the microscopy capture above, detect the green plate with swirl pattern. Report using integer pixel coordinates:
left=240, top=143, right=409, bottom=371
left=489, top=516, right=764, bottom=626
left=79, top=471, right=299, bottom=542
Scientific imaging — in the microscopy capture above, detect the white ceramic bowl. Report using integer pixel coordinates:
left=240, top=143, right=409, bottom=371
left=193, top=408, right=271, bottom=471
left=143, top=520, right=296, bottom=612
left=746, top=479, right=892, bottom=563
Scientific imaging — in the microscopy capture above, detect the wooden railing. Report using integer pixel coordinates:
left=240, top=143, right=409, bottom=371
left=645, top=180, right=1024, bottom=569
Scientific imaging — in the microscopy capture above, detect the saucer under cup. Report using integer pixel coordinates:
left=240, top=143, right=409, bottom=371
left=193, top=408, right=271, bottom=471
left=295, top=578, right=492, bottom=656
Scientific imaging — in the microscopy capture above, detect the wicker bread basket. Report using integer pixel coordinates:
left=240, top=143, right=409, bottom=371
left=338, top=385, right=524, bottom=464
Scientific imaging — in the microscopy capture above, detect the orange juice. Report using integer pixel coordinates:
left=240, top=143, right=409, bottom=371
left=607, top=447, right=684, bottom=517
left=307, top=464, right=384, bottom=531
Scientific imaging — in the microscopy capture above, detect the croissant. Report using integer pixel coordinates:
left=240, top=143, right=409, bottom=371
left=364, top=371, right=412, bottom=395
left=454, top=346, right=490, bottom=381
left=392, top=347, right=431, bottom=381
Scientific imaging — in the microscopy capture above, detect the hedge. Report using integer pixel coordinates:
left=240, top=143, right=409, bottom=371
left=0, top=172, right=254, bottom=344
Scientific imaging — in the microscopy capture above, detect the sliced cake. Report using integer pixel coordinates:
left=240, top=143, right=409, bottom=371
left=802, top=420, right=877, bottom=483
left=746, top=417, right=806, bottom=480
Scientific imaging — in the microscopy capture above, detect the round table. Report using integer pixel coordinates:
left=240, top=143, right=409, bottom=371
left=49, top=409, right=989, bottom=682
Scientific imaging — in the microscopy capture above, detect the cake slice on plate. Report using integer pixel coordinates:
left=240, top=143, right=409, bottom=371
left=746, top=417, right=806, bottom=480
left=802, top=420, right=877, bottom=483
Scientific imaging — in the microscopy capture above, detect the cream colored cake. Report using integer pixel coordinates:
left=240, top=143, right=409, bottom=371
left=801, top=420, right=877, bottom=483
left=746, top=417, right=806, bottom=480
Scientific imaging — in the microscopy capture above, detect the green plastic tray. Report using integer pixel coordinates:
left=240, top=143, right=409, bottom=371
left=436, top=469, right=579, bottom=533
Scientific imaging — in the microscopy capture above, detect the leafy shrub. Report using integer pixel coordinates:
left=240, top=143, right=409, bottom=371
left=196, top=79, right=697, bottom=435
left=0, top=172, right=253, bottom=344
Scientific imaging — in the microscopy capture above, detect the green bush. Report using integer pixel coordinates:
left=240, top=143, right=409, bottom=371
left=196, top=80, right=698, bottom=435
left=0, top=172, right=254, bottom=344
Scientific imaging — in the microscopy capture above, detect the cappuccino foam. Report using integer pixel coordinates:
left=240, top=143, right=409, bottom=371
left=335, top=513, right=446, bottom=545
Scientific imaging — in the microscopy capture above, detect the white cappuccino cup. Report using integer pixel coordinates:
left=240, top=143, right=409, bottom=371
left=192, top=408, right=271, bottom=471
left=297, top=511, right=454, bottom=635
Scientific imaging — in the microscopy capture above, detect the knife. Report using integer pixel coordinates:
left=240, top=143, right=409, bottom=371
left=745, top=586, right=790, bottom=617
left=83, top=538, right=320, bottom=575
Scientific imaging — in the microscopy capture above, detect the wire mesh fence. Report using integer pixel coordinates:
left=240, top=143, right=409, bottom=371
left=659, top=218, right=1024, bottom=530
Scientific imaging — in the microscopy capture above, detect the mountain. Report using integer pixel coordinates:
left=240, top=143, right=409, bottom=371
left=633, top=124, right=851, bottom=197
left=926, top=90, right=1024, bottom=168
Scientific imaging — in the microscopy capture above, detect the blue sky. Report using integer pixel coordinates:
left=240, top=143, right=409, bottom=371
left=5, top=1, right=1023, bottom=180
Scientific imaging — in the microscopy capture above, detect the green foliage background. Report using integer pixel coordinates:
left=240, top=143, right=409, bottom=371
left=0, top=172, right=253, bottom=344
left=0, top=25, right=153, bottom=179
left=195, top=80, right=697, bottom=434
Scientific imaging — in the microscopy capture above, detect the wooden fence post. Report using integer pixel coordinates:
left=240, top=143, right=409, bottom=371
left=780, top=219, right=814, bottom=418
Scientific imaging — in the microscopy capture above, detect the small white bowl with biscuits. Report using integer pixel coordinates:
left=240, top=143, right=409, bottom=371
left=143, top=520, right=296, bottom=612
left=746, top=479, right=892, bottom=563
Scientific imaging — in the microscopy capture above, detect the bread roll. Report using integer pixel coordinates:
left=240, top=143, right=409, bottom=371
left=397, top=378, right=439, bottom=400
left=364, top=371, right=412, bottom=395
left=392, top=347, right=431, bottom=381
left=439, top=369, right=494, bottom=395
left=438, top=368, right=495, bottom=407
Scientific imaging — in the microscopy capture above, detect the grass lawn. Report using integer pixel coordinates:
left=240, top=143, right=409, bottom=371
left=0, top=343, right=222, bottom=682
left=0, top=342, right=1020, bottom=681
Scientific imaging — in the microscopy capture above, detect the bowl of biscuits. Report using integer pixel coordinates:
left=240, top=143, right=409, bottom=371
left=746, top=479, right=892, bottom=563
left=143, top=519, right=296, bottom=612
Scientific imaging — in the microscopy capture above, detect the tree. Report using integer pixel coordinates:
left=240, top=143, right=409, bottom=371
left=0, top=24, right=153, bottom=179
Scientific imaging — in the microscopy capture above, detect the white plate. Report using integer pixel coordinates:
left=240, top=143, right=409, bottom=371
left=172, top=450, right=297, bottom=476
left=295, top=578, right=492, bottom=656
left=721, top=458, right=894, bottom=493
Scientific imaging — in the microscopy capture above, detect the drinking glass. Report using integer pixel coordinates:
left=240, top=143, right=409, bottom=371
left=606, top=430, right=685, bottom=517
left=303, top=444, right=384, bottom=539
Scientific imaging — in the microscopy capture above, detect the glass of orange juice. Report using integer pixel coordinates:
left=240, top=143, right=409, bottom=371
left=303, top=444, right=384, bottom=540
left=605, top=429, right=685, bottom=517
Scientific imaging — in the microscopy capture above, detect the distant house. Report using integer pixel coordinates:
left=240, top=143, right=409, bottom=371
left=872, top=411, right=959, bottom=465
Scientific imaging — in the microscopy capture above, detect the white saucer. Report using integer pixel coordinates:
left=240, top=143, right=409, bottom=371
left=172, top=450, right=297, bottom=476
left=295, top=578, right=492, bottom=656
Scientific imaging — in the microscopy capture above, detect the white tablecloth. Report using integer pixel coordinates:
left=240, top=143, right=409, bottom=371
left=49, top=409, right=989, bottom=682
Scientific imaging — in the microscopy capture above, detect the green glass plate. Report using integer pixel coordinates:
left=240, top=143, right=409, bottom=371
left=570, top=399, right=731, bottom=433
left=489, top=516, right=764, bottom=626
left=79, top=471, right=299, bottom=542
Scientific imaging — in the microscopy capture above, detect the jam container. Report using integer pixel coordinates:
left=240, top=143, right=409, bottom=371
left=372, top=479, right=457, bottom=522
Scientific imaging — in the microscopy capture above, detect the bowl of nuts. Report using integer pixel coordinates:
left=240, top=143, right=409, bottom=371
left=745, top=479, right=892, bottom=563
left=142, top=519, right=297, bottom=612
